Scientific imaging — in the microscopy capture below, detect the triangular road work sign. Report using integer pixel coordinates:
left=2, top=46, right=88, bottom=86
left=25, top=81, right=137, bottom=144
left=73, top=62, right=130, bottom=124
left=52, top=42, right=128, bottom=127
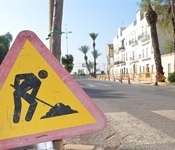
left=0, top=30, right=107, bottom=149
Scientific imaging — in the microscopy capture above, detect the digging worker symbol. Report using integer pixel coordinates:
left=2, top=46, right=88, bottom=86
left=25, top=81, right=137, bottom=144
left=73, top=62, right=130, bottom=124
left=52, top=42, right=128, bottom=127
left=11, top=70, right=48, bottom=123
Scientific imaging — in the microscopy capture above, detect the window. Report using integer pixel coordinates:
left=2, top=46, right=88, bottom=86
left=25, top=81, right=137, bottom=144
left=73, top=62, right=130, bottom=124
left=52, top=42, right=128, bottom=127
left=133, top=51, right=135, bottom=60
left=142, top=49, right=144, bottom=58
left=143, top=66, right=145, bottom=73
left=151, top=65, right=154, bottom=73
left=135, top=65, right=137, bottom=73
left=126, top=68, right=128, bottom=73
left=121, top=39, right=125, bottom=47
left=168, top=63, right=171, bottom=73
left=146, top=47, right=148, bottom=58
left=139, top=66, right=141, bottom=73
left=146, top=64, right=149, bottom=72
left=139, top=54, right=141, bottom=59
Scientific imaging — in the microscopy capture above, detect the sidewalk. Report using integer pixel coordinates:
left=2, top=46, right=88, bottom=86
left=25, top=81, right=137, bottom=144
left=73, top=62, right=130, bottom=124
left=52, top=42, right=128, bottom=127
left=97, top=77, right=175, bottom=86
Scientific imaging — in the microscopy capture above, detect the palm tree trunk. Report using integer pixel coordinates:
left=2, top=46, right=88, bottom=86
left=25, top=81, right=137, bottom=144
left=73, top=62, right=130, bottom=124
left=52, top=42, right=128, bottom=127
left=93, top=42, right=96, bottom=78
left=171, top=17, right=175, bottom=72
left=146, top=5, right=165, bottom=83
left=85, top=56, right=93, bottom=77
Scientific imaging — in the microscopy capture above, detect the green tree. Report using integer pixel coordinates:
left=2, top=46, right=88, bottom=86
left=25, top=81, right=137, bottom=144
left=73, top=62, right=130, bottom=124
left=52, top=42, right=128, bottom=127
left=164, top=39, right=174, bottom=54
left=77, top=69, right=84, bottom=75
left=61, top=54, right=74, bottom=73
left=168, top=0, right=175, bottom=71
left=139, top=0, right=171, bottom=28
left=0, top=32, right=13, bottom=64
left=78, top=45, right=93, bottom=76
left=89, top=32, right=99, bottom=78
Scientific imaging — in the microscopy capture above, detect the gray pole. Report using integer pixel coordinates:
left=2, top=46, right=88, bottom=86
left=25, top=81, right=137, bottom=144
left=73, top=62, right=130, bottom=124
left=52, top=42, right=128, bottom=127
left=64, top=24, right=72, bottom=55
left=49, top=0, right=54, bottom=51
left=50, top=0, right=64, bottom=149
left=50, top=0, right=63, bottom=62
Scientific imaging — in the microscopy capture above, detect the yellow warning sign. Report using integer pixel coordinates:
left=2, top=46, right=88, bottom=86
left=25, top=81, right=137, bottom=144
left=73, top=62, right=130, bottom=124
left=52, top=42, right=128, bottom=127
left=0, top=31, right=106, bottom=149
left=0, top=39, right=96, bottom=140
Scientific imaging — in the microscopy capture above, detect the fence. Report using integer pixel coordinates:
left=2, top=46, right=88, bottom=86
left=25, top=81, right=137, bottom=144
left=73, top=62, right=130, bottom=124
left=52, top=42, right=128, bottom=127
left=97, top=72, right=157, bottom=84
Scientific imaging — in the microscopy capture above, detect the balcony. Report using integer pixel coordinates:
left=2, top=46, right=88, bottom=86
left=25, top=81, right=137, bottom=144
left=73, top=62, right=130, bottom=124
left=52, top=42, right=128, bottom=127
left=129, top=39, right=138, bottom=46
left=114, top=60, right=126, bottom=65
left=118, top=46, right=125, bottom=52
left=138, top=32, right=150, bottom=42
left=130, top=57, right=139, bottom=64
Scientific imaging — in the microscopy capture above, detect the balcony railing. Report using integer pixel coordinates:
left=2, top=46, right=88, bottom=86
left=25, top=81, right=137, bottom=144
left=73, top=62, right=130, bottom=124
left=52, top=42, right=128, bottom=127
left=114, top=60, right=126, bottom=65
left=138, top=32, right=150, bottom=42
left=129, top=39, right=138, bottom=46
left=118, top=46, right=125, bottom=51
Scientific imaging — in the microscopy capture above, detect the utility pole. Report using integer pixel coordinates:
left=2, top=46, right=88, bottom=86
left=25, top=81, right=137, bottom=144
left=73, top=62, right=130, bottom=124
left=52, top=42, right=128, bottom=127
left=37, top=1, right=64, bottom=149
left=50, top=0, right=64, bottom=150
left=65, top=24, right=72, bottom=55
left=50, top=0, right=63, bottom=62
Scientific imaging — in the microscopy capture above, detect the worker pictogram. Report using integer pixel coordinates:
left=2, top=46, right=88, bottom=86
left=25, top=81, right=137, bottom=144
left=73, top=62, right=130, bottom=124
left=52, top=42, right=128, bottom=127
left=0, top=30, right=107, bottom=150
left=10, top=70, right=78, bottom=123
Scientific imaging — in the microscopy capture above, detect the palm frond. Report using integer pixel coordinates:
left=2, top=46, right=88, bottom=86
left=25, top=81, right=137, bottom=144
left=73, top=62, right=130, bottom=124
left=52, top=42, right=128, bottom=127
left=78, top=45, right=90, bottom=55
left=89, top=33, right=98, bottom=41
left=91, top=49, right=101, bottom=59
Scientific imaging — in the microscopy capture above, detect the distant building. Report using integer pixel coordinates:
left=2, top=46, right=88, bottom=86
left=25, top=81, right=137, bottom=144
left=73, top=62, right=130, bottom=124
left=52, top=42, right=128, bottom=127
left=106, top=10, right=174, bottom=79
left=106, top=44, right=114, bottom=75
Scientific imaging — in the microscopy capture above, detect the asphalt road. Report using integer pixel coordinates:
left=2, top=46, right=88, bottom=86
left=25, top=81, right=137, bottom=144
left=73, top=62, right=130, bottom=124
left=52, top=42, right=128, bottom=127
left=74, top=78, right=175, bottom=150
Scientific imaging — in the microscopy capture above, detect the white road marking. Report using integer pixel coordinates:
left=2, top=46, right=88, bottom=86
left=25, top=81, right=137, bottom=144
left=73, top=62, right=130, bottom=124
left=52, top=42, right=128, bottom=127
left=98, top=83, right=110, bottom=86
left=152, top=110, right=175, bottom=121
left=105, top=112, right=175, bottom=146
left=87, top=84, right=96, bottom=87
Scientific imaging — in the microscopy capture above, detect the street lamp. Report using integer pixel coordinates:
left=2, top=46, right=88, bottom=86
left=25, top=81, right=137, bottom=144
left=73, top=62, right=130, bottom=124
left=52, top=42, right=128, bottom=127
left=62, top=24, right=72, bottom=55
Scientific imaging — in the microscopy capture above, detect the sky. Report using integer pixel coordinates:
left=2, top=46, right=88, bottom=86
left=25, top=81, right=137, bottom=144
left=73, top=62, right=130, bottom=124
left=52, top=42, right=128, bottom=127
left=0, top=0, right=140, bottom=73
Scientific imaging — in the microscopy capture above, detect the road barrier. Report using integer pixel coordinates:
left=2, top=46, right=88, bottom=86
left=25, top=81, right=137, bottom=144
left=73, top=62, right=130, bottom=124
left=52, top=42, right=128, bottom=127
left=97, top=73, right=157, bottom=84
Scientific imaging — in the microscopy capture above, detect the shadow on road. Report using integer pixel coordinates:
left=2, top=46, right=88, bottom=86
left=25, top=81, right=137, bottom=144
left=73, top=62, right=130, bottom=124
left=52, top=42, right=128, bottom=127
left=82, top=87, right=127, bottom=99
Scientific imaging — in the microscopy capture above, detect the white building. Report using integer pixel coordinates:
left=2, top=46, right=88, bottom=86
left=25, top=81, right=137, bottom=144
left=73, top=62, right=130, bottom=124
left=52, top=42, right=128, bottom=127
left=106, top=44, right=114, bottom=75
left=106, top=10, right=174, bottom=79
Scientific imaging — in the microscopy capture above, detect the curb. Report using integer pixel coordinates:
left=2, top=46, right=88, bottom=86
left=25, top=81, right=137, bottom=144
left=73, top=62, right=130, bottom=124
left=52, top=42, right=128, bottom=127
left=63, top=144, right=103, bottom=150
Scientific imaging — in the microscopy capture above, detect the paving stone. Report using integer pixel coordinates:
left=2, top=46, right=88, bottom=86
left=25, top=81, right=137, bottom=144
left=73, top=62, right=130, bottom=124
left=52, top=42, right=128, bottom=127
left=64, top=144, right=95, bottom=150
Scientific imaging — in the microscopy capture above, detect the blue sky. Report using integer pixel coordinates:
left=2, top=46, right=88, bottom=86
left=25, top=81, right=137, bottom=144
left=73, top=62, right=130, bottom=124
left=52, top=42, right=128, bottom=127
left=0, top=0, right=140, bottom=73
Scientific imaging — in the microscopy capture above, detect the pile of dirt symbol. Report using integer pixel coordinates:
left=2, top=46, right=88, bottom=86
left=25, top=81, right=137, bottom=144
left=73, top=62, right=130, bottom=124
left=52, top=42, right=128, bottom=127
left=41, top=103, right=78, bottom=119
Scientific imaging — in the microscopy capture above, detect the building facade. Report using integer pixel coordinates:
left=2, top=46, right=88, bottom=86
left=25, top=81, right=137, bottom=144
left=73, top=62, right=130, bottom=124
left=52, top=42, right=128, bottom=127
left=106, top=44, right=114, bottom=75
left=106, top=10, right=174, bottom=79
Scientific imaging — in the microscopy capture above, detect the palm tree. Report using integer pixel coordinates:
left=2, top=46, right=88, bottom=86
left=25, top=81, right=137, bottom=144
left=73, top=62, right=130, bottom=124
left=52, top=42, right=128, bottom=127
left=91, top=49, right=101, bottom=74
left=145, top=5, right=166, bottom=85
left=87, top=60, right=94, bottom=74
left=78, top=45, right=93, bottom=76
left=89, top=33, right=98, bottom=78
left=139, top=0, right=175, bottom=71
